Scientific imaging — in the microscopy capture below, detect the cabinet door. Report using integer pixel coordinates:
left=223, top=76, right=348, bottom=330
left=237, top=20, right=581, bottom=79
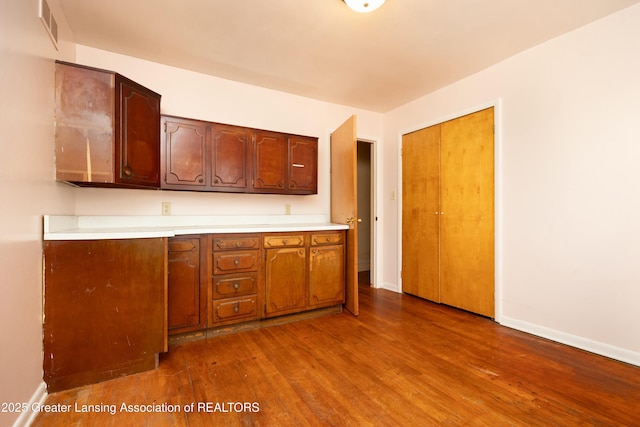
left=309, top=245, right=345, bottom=307
left=54, top=62, right=115, bottom=184
left=211, top=124, right=251, bottom=191
left=167, top=237, right=206, bottom=334
left=288, top=136, right=318, bottom=194
left=115, top=75, right=161, bottom=188
left=162, top=117, right=208, bottom=190
left=252, top=131, right=287, bottom=193
left=264, top=247, right=307, bottom=316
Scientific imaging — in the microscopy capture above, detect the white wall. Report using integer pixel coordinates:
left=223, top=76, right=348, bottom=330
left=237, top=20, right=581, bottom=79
left=0, top=0, right=76, bottom=425
left=384, top=4, right=640, bottom=364
left=72, top=46, right=383, bottom=223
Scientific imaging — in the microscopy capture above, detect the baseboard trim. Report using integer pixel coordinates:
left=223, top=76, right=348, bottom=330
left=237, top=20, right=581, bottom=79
left=12, top=381, right=47, bottom=427
left=378, top=281, right=399, bottom=292
left=500, top=316, right=640, bottom=367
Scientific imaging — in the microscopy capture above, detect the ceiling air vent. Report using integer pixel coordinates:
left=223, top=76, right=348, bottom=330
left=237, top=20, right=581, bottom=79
left=39, top=0, right=59, bottom=50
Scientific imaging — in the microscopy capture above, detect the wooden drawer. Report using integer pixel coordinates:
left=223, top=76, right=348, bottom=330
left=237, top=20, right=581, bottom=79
left=264, top=234, right=305, bottom=248
left=212, top=273, right=258, bottom=299
left=213, top=235, right=260, bottom=251
left=213, top=250, right=259, bottom=274
left=212, top=296, right=258, bottom=322
left=311, top=232, right=344, bottom=246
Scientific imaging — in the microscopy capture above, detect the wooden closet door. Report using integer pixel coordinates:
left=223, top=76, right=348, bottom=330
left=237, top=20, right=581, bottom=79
left=402, top=126, right=441, bottom=302
left=440, top=107, right=494, bottom=317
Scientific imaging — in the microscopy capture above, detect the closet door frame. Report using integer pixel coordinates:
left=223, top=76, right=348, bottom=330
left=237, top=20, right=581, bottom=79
left=398, top=101, right=502, bottom=322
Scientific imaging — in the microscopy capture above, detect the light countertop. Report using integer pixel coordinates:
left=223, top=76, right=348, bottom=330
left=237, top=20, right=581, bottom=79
left=44, top=215, right=349, bottom=240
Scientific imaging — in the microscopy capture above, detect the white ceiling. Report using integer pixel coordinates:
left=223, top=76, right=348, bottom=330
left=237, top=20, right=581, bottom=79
left=58, top=0, right=640, bottom=112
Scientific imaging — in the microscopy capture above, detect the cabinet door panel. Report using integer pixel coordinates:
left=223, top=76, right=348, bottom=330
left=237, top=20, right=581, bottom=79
left=115, top=75, right=161, bottom=187
left=168, top=237, right=203, bottom=332
left=309, top=245, right=345, bottom=307
left=211, top=124, right=250, bottom=190
left=253, top=131, right=286, bottom=192
left=163, top=117, right=207, bottom=188
left=288, top=136, right=318, bottom=194
left=264, top=247, right=307, bottom=316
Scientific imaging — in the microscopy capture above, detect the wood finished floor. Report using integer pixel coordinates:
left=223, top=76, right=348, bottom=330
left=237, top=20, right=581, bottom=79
left=33, top=280, right=640, bottom=426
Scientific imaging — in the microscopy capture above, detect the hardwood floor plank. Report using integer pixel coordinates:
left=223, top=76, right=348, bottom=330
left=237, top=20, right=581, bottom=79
left=31, top=286, right=640, bottom=426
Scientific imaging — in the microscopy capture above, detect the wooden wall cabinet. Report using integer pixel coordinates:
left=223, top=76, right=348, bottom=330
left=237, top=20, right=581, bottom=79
left=55, top=61, right=161, bottom=188
left=167, top=236, right=207, bottom=334
left=43, top=238, right=167, bottom=392
left=209, top=234, right=261, bottom=326
left=161, top=115, right=317, bottom=195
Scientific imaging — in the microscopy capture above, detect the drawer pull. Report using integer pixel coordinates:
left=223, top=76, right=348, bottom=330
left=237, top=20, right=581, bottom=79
left=235, top=241, right=241, bottom=247
left=233, top=282, right=240, bottom=290
left=234, top=304, right=240, bottom=313
left=283, top=239, right=288, bottom=245
left=233, top=258, right=240, bottom=266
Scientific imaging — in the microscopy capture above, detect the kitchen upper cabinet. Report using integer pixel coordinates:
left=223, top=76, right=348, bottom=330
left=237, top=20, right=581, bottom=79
left=167, top=236, right=207, bottom=334
left=252, top=131, right=287, bottom=193
left=162, top=116, right=208, bottom=190
left=55, top=61, right=161, bottom=189
left=210, top=124, right=251, bottom=191
left=288, top=136, right=318, bottom=194
left=160, top=115, right=317, bottom=195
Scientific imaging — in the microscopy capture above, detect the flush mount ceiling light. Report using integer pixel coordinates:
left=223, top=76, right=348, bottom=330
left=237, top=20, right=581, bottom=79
left=343, top=0, right=386, bottom=13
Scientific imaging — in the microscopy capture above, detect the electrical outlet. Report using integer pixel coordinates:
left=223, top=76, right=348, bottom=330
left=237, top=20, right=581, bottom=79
left=162, top=202, right=171, bottom=216
left=284, top=204, right=291, bottom=215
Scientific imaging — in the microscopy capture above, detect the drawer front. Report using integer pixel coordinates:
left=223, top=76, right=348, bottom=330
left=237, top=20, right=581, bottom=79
left=213, top=250, right=259, bottom=274
left=263, top=234, right=305, bottom=248
left=311, top=232, right=344, bottom=246
left=213, top=273, right=258, bottom=299
left=213, top=297, right=258, bottom=322
left=213, top=235, right=260, bottom=251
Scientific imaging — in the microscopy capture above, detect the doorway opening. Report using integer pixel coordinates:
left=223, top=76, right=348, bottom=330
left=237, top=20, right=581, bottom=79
left=357, top=139, right=374, bottom=287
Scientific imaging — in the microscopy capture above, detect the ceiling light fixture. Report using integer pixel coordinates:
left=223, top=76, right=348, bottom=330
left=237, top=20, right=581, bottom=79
left=343, top=0, right=385, bottom=13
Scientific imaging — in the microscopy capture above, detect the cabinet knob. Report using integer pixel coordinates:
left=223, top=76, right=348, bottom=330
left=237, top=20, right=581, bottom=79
left=233, top=258, right=240, bottom=266
left=198, top=178, right=204, bottom=183
left=290, top=182, right=296, bottom=188
left=282, top=240, right=288, bottom=245
left=214, top=179, right=219, bottom=184
left=278, top=182, right=283, bottom=188
left=233, top=282, right=240, bottom=290
left=122, top=165, right=133, bottom=177
left=235, top=241, right=241, bottom=247
left=234, top=304, right=240, bottom=313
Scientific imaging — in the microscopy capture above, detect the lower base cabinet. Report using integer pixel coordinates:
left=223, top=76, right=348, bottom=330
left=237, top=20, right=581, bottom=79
left=168, top=230, right=346, bottom=336
left=43, top=238, right=168, bottom=392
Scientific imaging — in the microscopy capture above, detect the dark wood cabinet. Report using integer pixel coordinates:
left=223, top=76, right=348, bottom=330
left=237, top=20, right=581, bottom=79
left=288, top=136, right=318, bottom=194
left=211, top=124, right=251, bottom=191
left=309, top=232, right=345, bottom=307
left=43, top=238, right=167, bottom=392
left=209, top=234, right=261, bottom=326
left=54, top=61, right=161, bottom=188
left=167, top=236, right=207, bottom=334
left=160, top=115, right=317, bottom=195
left=161, top=116, right=208, bottom=190
left=252, top=131, right=287, bottom=193
left=264, top=234, right=308, bottom=317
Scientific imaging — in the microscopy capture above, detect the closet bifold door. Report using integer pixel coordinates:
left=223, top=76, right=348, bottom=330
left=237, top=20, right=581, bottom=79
left=439, top=107, right=494, bottom=318
left=401, top=125, right=441, bottom=302
left=402, top=107, right=494, bottom=318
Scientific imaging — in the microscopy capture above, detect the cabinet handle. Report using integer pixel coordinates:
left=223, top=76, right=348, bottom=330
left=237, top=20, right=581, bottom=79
left=235, top=241, right=241, bottom=247
left=234, top=258, right=240, bottom=266
left=198, top=178, right=204, bottom=183
left=278, top=182, right=283, bottom=188
left=290, top=182, right=296, bottom=188
left=214, top=179, right=219, bottom=184
left=122, top=165, right=133, bottom=177
left=282, top=239, right=288, bottom=245
left=233, top=282, right=240, bottom=290
left=234, top=304, right=240, bottom=313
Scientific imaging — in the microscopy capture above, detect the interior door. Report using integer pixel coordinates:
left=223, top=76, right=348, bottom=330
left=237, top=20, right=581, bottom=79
left=440, top=108, right=494, bottom=317
left=330, top=115, right=359, bottom=315
left=402, top=125, right=441, bottom=302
